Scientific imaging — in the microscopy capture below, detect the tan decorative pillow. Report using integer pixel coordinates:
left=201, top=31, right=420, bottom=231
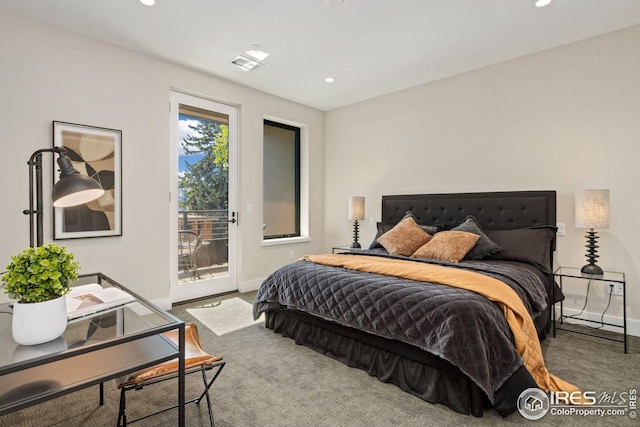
left=376, top=216, right=432, bottom=256
left=411, top=231, right=481, bottom=263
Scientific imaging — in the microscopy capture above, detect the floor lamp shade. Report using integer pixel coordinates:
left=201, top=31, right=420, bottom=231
left=52, top=155, right=105, bottom=208
left=24, top=147, right=105, bottom=247
left=348, top=196, right=365, bottom=249
left=575, top=189, right=609, bottom=276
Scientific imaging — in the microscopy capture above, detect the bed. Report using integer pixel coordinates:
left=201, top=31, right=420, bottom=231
left=253, top=190, right=563, bottom=417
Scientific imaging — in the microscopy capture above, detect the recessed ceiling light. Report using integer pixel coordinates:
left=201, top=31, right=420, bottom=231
left=325, top=77, right=335, bottom=83
left=535, top=0, right=551, bottom=7
left=140, top=0, right=155, bottom=6
left=231, top=55, right=263, bottom=71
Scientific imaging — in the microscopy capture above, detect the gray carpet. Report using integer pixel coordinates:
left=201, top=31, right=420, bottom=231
left=1, top=291, right=638, bottom=427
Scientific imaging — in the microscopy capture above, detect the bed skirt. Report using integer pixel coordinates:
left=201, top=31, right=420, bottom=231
left=264, top=309, right=536, bottom=417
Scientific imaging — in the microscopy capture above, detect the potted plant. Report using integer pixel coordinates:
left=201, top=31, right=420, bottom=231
left=2, top=243, right=79, bottom=345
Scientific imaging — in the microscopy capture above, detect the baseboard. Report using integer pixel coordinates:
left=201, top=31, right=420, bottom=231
left=238, top=277, right=265, bottom=293
left=556, top=306, right=639, bottom=337
left=162, top=279, right=263, bottom=309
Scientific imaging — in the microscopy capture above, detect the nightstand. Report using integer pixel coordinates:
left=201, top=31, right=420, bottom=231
left=332, top=245, right=362, bottom=254
left=553, top=266, right=627, bottom=353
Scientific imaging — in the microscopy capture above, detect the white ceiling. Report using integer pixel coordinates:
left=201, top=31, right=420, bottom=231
left=2, top=0, right=640, bottom=111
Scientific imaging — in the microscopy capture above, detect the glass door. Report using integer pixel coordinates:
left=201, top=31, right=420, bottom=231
left=169, top=91, right=238, bottom=302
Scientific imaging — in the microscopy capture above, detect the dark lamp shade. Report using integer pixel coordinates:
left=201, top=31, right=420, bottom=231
left=52, top=155, right=105, bottom=207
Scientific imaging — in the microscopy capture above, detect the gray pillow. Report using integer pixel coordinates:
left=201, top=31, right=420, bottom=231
left=484, top=226, right=557, bottom=273
left=451, top=216, right=502, bottom=260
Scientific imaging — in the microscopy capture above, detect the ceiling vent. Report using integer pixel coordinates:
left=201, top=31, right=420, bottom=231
left=231, top=55, right=263, bottom=71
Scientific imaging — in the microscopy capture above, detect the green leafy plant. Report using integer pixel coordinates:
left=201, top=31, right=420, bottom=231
left=2, top=243, right=79, bottom=303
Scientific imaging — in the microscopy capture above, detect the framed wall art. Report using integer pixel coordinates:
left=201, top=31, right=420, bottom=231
left=53, top=121, right=122, bottom=239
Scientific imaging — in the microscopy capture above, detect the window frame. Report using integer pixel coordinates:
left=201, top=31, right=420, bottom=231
left=263, top=119, right=301, bottom=240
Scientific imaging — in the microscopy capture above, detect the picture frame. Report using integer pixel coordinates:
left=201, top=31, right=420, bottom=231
left=53, top=121, right=122, bottom=240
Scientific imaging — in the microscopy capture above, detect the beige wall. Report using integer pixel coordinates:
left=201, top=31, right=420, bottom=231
left=325, top=25, right=640, bottom=334
left=2, top=9, right=638, bottom=335
left=0, top=11, right=325, bottom=305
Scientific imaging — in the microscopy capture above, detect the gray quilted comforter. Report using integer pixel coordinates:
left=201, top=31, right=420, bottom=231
left=253, top=250, right=549, bottom=402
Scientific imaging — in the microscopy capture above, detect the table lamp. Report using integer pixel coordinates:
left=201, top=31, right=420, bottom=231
left=348, top=196, right=365, bottom=249
left=575, top=189, right=609, bottom=276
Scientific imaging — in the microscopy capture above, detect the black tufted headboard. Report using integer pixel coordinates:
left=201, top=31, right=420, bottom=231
left=382, top=190, right=557, bottom=248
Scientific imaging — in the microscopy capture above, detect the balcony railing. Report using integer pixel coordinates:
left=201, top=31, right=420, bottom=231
left=178, top=209, right=228, bottom=241
left=178, top=210, right=228, bottom=280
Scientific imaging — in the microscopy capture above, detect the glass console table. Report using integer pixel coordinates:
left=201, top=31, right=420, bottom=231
left=0, top=273, right=187, bottom=425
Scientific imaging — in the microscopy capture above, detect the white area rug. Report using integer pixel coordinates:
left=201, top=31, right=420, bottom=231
left=187, top=297, right=262, bottom=336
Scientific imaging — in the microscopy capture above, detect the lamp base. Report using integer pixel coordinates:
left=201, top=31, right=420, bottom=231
left=350, top=220, right=361, bottom=250
left=581, top=263, right=603, bottom=277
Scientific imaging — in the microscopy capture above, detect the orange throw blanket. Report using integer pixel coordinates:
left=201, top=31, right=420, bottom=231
left=304, top=254, right=580, bottom=395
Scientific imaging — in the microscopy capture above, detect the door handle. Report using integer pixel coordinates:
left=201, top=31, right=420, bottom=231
left=228, top=212, right=237, bottom=224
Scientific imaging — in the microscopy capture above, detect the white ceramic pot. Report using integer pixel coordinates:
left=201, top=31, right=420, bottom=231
left=12, top=295, right=68, bottom=346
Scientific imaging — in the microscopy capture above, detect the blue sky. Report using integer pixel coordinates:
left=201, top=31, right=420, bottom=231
left=178, top=114, right=204, bottom=173
left=179, top=153, right=204, bottom=172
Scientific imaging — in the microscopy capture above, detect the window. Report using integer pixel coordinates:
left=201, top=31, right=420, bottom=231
left=263, top=120, right=300, bottom=239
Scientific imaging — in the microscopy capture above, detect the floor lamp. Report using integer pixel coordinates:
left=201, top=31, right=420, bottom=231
left=24, top=147, right=105, bottom=247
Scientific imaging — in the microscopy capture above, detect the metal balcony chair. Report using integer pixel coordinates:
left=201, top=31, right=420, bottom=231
left=178, top=230, right=202, bottom=280
left=115, top=323, right=225, bottom=426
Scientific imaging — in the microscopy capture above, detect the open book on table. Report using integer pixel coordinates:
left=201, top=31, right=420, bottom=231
left=66, top=283, right=135, bottom=320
